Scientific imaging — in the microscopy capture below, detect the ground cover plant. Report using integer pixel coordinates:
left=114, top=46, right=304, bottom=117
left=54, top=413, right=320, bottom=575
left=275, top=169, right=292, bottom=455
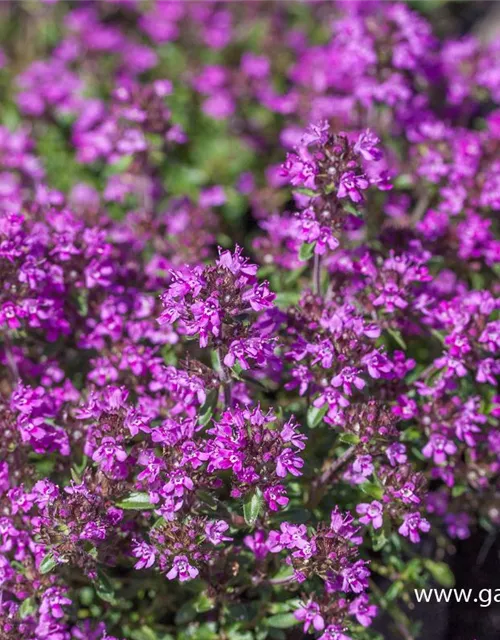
left=0, top=1, right=499, bottom=639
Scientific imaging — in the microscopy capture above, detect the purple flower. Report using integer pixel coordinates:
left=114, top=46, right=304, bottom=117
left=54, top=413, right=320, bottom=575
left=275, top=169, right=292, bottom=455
left=280, top=419, right=307, bottom=450
left=373, top=281, right=408, bottom=312
left=354, top=130, right=382, bottom=161
left=422, top=434, right=457, bottom=465
left=166, top=555, right=199, bottom=582
left=205, top=520, right=232, bottom=545
left=132, top=541, right=156, bottom=570
left=341, top=559, right=371, bottom=593
left=394, top=482, right=420, bottom=505
left=275, top=449, right=304, bottom=478
left=337, top=171, right=370, bottom=203
left=267, top=523, right=309, bottom=552
left=386, top=443, right=408, bottom=466
left=301, top=121, right=330, bottom=147
left=199, top=185, right=226, bottom=207
left=241, top=532, right=268, bottom=561
left=352, top=455, right=374, bottom=478
left=263, top=485, right=289, bottom=511
left=398, top=512, right=431, bottom=543
left=92, top=437, right=127, bottom=472
left=362, top=350, right=393, bottom=379
left=349, top=595, right=378, bottom=627
left=445, top=513, right=470, bottom=540
left=331, top=367, right=365, bottom=395
left=162, top=471, right=194, bottom=498
left=356, top=501, right=384, bottom=529
left=476, top=358, right=499, bottom=385
left=319, top=626, right=352, bottom=640
left=241, top=53, right=270, bottom=79
left=281, top=149, right=318, bottom=190
left=80, top=521, right=107, bottom=541
left=294, top=601, right=325, bottom=633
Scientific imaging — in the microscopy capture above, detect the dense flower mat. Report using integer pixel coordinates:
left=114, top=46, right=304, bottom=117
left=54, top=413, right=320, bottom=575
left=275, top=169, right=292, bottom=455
left=0, top=1, right=498, bottom=639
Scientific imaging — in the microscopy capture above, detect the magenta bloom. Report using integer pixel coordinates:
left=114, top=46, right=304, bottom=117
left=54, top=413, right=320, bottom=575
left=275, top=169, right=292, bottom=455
left=386, top=443, right=408, bottom=466
left=331, top=367, right=365, bottom=395
left=362, top=350, right=393, bottom=379
left=354, top=130, right=382, bottom=161
left=341, top=559, right=371, bottom=593
left=422, top=434, right=457, bottom=465
left=337, top=171, right=370, bottom=203
left=398, top=512, right=431, bottom=543
left=166, top=555, right=199, bottom=582
left=356, top=501, right=384, bottom=529
left=263, top=485, right=289, bottom=511
left=275, top=449, right=304, bottom=478
left=205, top=520, right=232, bottom=545
left=349, top=595, right=378, bottom=627
left=132, top=541, right=156, bottom=570
left=0, top=4, right=498, bottom=638
left=294, top=601, right=325, bottom=633
left=92, top=437, right=127, bottom=471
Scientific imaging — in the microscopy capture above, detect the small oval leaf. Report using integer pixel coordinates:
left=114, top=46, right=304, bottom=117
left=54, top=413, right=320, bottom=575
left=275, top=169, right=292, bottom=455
left=307, top=404, right=328, bottom=429
left=424, top=560, right=455, bottom=588
left=360, top=482, right=384, bottom=501
left=39, top=552, right=58, bottom=575
left=95, top=569, right=116, bottom=604
left=299, top=242, right=316, bottom=262
left=116, top=492, right=154, bottom=510
left=19, top=596, right=37, bottom=619
left=266, top=613, right=300, bottom=629
left=243, top=489, right=263, bottom=527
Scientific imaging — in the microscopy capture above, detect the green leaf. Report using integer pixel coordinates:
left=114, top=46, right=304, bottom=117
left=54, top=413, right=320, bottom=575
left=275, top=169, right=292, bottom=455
left=175, top=600, right=198, bottom=625
left=401, top=426, right=421, bottom=442
left=74, top=455, right=88, bottom=476
left=401, top=558, right=423, bottom=581
left=76, top=290, right=88, bottom=317
left=95, top=570, right=116, bottom=604
left=19, top=596, right=37, bottom=619
left=424, top=560, right=455, bottom=588
left=130, top=626, right=161, bottom=640
left=71, top=467, right=82, bottom=484
left=116, top=491, right=154, bottom=510
left=274, top=292, right=300, bottom=308
left=270, top=507, right=310, bottom=524
left=270, top=565, right=294, bottom=583
left=243, top=488, right=263, bottom=527
left=339, top=433, right=360, bottom=445
left=198, top=388, right=218, bottom=427
left=371, top=523, right=389, bottom=552
left=393, top=174, right=413, bottom=189
left=284, top=265, right=308, bottom=287
left=196, top=490, right=219, bottom=510
left=342, top=202, right=363, bottom=217
left=360, top=482, right=384, bottom=501
left=411, top=446, right=426, bottom=461
left=385, top=580, right=404, bottom=601
left=294, top=187, right=319, bottom=197
left=106, top=154, right=133, bottom=176
left=386, top=327, right=407, bottom=350
left=307, top=404, right=328, bottom=429
left=451, top=485, right=467, bottom=498
left=430, top=328, right=445, bottom=345
left=194, top=592, right=215, bottom=613
left=298, top=242, right=316, bottom=262
left=39, top=552, right=58, bottom=574
left=265, top=613, right=300, bottom=629
left=79, top=586, right=94, bottom=606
